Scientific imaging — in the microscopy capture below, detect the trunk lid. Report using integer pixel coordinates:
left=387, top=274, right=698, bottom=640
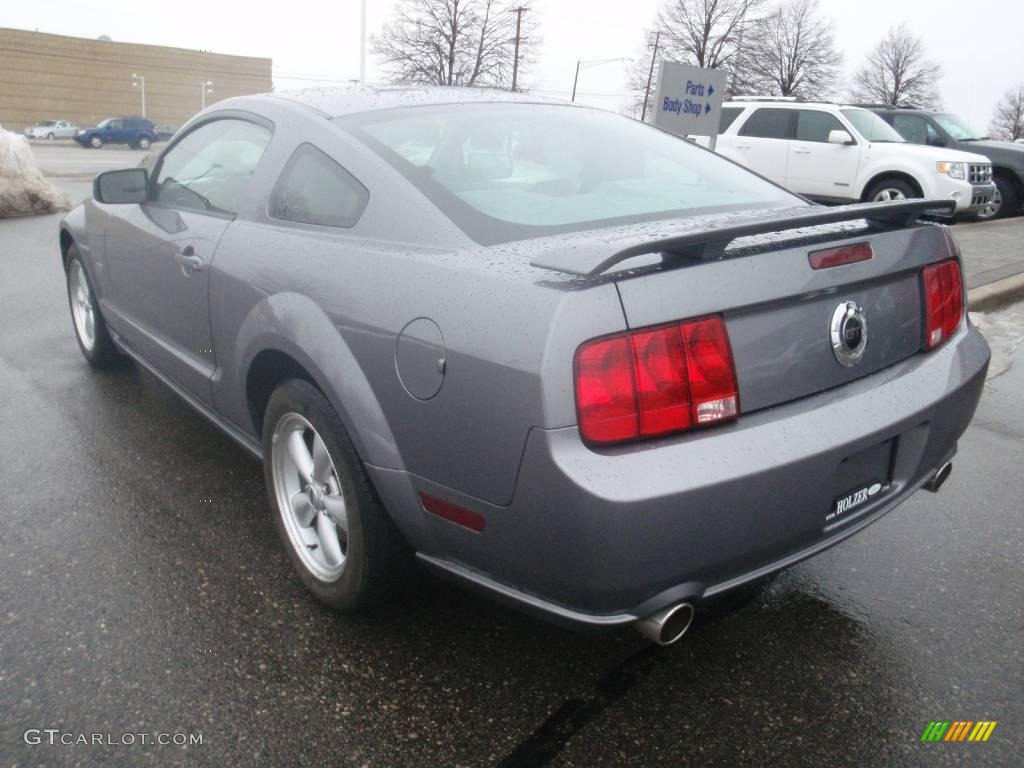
left=529, top=201, right=956, bottom=415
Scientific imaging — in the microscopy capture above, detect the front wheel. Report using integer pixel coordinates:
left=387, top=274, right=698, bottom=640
left=262, top=379, right=408, bottom=612
left=972, top=176, right=1018, bottom=221
left=89, top=135, right=103, bottom=149
left=866, top=178, right=918, bottom=203
left=47, top=132, right=55, bottom=140
left=66, top=246, right=120, bottom=367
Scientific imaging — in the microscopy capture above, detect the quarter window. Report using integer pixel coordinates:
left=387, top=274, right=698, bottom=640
left=795, top=110, right=846, bottom=143
left=738, top=109, right=796, bottom=140
left=269, top=144, right=369, bottom=228
left=154, top=118, right=271, bottom=216
left=719, top=107, right=743, bottom=133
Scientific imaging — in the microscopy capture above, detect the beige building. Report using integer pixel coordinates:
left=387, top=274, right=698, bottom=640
left=0, top=27, right=272, bottom=133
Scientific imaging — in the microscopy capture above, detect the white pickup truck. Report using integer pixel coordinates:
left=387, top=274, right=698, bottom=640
left=708, top=100, right=994, bottom=216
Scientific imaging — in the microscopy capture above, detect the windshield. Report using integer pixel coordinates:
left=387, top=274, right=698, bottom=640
left=933, top=113, right=984, bottom=140
left=840, top=109, right=905, bottom=142
left=343, top=104, right=803, bottom=245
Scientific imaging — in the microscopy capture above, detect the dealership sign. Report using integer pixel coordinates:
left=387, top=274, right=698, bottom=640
left=652, top=62, right=727, bottom=143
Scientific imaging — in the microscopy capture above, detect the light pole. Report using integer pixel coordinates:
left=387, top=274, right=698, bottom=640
left=571, top=57, right=631, bottom=103
left=201, top=80, right=214, bottom=110
left=132, top=73, right=146, bottom=118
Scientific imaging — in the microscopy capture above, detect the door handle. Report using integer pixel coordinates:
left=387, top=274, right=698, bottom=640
left=736, top=143, right=752, bottom=149
left=793, top=148, right=811, bottom=154
left=175, top=246, right=203, bottom=275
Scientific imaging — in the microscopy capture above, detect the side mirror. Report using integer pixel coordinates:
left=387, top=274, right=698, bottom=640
left=94, top=168, right=148, bottom=204
left=828, top=130, right=855, bottom=146
left=926, top=135, right=947, bottom=148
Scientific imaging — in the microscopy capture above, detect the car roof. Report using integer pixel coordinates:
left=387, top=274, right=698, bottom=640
left=264, top=85, right=563, bottom=118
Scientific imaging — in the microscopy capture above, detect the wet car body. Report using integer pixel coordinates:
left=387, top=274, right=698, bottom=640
left=59, top=88, right=990, bottom=637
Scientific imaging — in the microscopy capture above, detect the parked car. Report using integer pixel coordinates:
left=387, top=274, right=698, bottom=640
left=74, top=117, right=157, bottom=149
left=711, top=99, right=994, bottom=218
left=863, top=106, right=1024, bottom=220
left=154, top=124, right=178, bottom=142
left=59, top=88, right=989, bottom=645
left=24, top=120, right=77, bottom=139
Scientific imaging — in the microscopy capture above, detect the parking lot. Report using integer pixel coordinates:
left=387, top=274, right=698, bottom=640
left=2, top=145, right=1023, bottom=767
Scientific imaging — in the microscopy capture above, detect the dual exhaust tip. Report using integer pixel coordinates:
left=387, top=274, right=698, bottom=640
left=633, top=602, right=695, bottom=646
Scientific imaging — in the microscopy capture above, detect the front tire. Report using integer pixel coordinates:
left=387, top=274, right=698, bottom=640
left=47, top=132, right=55, bottom=140
left=262, top=379, right=407, bottom=612
left=66, top=246, right=120, bottom=368
left=866, top=178, right=918, bottom=203
left=89, top=135, right=103, bottom=149
left=973, top=175, right=1018, bottom=221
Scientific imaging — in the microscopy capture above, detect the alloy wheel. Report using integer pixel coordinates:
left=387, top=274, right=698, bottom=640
left=270, top=413, right=349, bottom=582
left=975, top=187, right=1002, bottom=220
left=69, top=260, right=96, bottom=351
left=872, top=188, right=907, bottom=202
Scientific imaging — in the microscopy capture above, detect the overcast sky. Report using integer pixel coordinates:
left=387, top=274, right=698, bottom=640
left=4, top=0, right=1022, bottom=128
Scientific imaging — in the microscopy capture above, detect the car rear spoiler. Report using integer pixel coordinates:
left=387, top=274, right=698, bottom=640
left=529, top=199, right=955, bottom=277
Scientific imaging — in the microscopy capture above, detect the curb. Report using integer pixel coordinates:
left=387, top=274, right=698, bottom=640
left=967, top=272, right=1024, bottom=313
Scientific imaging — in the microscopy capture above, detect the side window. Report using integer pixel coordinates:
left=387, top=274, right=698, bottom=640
left=719, top=107, right=743, bottom=133
left=108, top=119, right=123, bottom=130
left=795, top=110, right=846, bottom=143
left=738, top=109, right=795, bottom=140
left=269, top=143, right=369, bottom=228
left=154, top=118, right=271, bottom=216
left=892, top=114, right=928, bottom=144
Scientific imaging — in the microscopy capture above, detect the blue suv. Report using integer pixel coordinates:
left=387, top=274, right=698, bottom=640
left=75, top=117, right=157, bottom=150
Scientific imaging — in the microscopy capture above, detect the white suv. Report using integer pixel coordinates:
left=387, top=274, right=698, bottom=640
left=710, top=100, right=994, bottom=216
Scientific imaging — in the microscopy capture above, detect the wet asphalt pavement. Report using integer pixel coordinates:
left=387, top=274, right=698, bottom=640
left=2, top=157, right=1023, bottom=767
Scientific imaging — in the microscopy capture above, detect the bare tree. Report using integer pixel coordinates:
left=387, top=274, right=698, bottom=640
left=849, top=23, right=941, bottom=107
left=988, top=83, right=1024, bottom=141
left=628, top=0, right=766, bottom=118
left=739, top=0, right=840, bottom=99
left=372, top=0, right=533, bottom=89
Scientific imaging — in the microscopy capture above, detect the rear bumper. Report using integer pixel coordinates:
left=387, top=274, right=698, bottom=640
left=370, top=323, right=990, bottom=629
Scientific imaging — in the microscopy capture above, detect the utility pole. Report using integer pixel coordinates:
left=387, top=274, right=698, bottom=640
left=511, top=6, right=527, bottom=92
left=359, top=0, right=367, bottom=82
left=640, top=30, right=660, bottom=122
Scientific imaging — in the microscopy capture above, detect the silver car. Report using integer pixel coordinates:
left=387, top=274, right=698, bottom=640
left=25, top=119, right=77, bottom=139
left=59, top=88, right=990, bottom=645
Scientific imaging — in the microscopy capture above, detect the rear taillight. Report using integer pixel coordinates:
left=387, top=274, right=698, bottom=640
left=575, top=316, right=738, bottom=445
left=921, top=259, right=963, bottom=350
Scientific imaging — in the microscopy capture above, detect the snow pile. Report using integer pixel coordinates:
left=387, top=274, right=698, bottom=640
left=0, top=124, right=70, bottom=217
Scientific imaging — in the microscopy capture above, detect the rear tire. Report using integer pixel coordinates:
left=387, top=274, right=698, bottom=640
left=66, top=245, right=120, bottom=368
left=137, top=136, right=151, bottom=150
left=262, top=379, right=407, bottom=612
left=865, top=178, right=918, bottom=203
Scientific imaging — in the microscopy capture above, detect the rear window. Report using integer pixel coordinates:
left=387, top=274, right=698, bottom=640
left=341, top=104, right=802, bottom=245
left=738, top=108, right=796, bottom=139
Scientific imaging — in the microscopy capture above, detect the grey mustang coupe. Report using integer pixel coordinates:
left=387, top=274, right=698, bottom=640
left=60, top=87, right=989, bottom=645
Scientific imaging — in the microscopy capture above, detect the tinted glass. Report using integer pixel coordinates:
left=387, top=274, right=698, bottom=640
left=154, top=118, right=271, bottom=215
left=269, top=143, right=369, bottom=228
left=840, top=109, right=905, bottom=142
left=719, top=107, right=742, bottom=133
left=344, top=104, right=803, bottom=245
left=891, top=114, right=930, bottom=143
left=737, top=109, right=795, bottom=139
left=795, top=110, right=846, bottom=143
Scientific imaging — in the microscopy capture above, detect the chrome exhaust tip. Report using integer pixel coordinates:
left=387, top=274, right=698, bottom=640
left=633, top=602, right=695, bottom=646
left=924, top=461, right=953, bottom=493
